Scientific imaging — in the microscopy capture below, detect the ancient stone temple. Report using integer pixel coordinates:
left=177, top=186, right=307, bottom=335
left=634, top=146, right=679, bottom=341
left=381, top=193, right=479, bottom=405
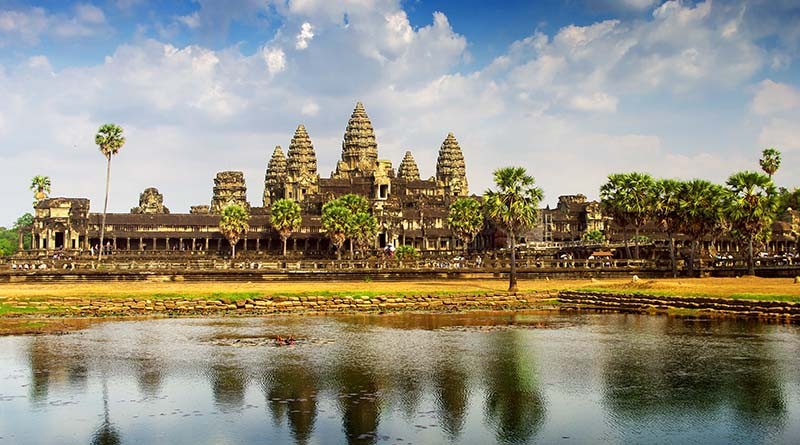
left=436, top=133, right=468, bottom=197
left=30, top=101, right=486, bottom=256
left=263, top=146, right=287, bottom=206
left=211, top=171, right=248, bottom=214
left=131, top=187, right=169, bottom=214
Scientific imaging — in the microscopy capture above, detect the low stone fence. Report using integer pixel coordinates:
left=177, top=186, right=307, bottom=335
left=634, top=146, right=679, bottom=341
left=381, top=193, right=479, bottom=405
left=558, top=290, right=800, bottom=321
left=0, top=292, right=557, bottom=317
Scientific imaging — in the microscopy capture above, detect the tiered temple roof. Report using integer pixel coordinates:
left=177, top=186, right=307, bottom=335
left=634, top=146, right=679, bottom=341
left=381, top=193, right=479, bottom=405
left=397, top=151, right=421, bottom=181
left=211, top=171, right=248, bottom=214
left=263, top=145, right=287, bottom=206
left=435, top=132, right=468, bottom=196
left=333, top=102, right=378, bottom=178
left=286, top=125, right=318, bottom=181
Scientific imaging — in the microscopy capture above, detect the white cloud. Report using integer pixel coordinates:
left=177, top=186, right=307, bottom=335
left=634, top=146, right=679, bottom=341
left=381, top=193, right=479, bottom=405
left=301, top=101, right=319, bottom=116
left=759, top=118, right=800, bottom=152
left=75, top=4, right=106, bottom=25
left=752, top=80, right=800, bottom=115
left=295, top=22, right=314, bottom=50
left=568, top=92, right=618, bottom=112
left=262, top=46, right=286, bottom=74
left=0, top=4, right=107, bottom=46
left=177, top=12, right=200, bottom=29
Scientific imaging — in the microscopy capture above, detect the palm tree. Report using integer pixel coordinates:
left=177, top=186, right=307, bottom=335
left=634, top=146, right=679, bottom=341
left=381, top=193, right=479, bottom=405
left=321, top=200, right=349, bottom=260
left=600, top=174, right=632, bottom=258
left=759, top=147, right=781, bottom=179
left=30, top=175, right=51, bottom=203
left=483, top=167, right=543, bottom=292
left=270, top=199, right=302, bottom=257
left=95, top=124, right=126, bottom=260
left=13, top=213, right=34, bottom=251
left=653, top=179, right=683, bottom=277
left=600, top=173, right=656, bottom=259
left=677, top=180, right=725, bottom=277
left=725, top=171, right=777, bottom=276
left=349, top=210, right=378, bottom=257
left=338, top=194, right=370, bottom=259
left=219, top=204, right=250, bottom=259
left=447, top=197, right=484, bottom=253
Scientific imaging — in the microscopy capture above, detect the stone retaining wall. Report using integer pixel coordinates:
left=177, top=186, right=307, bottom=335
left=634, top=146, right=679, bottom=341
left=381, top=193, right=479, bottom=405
left=1, top=292, right=556, bottom=317
left=558, top=291, right=800, bottom=321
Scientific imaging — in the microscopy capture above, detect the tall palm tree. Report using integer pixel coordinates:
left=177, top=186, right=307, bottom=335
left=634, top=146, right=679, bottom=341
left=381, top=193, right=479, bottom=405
left=349, top=210, right=378, bottom=257
left=95, top=124, right=126, bottom=260
left=678, top=180, right=725, bottom=277
left=759, top=147, right=781, bottom=179
left=219, top=204, right=250, bottom=259
left=321, top=200, right=349, bottom=260
left=270, top=199, right=302, bottom=257
left=447, top=197, right=484, bottom=253
left=338, top=194, right=370, bottom=259
left=725, top=171, right=777, bottom=276
left=600, top=174, right=632, bottom=258
left=483, top=167, right=543, bottom=292
left=29, top=175, right=51, bottom=203
left=600, top=172, right=655, bottom=259
left=653, top=179, right=683, bottom=277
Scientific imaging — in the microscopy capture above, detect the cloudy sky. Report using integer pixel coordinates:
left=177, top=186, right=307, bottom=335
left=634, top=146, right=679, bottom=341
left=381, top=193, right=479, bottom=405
left=1, top=0, right=799, bottom=225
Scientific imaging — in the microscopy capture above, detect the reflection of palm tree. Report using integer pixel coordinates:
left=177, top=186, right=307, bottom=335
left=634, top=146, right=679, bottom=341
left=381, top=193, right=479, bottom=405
left=433, top=359, right=470, bottom=441
left=27, top=338, right=51, bottom=403
left=210, top=361, right=248, bottom=412
left=135, top=357, right=163, bottom=399
left=263, top=360, right=319, bottom=445
left=483, top=331, right=546, bottom=444
left=333, top=361, right=381, bottom=445
left=92, top=379, right=121, bottom=445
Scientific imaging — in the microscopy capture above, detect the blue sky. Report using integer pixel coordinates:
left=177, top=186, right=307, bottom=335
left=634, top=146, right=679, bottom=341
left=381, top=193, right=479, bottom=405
left=1, top=0, right=800, bottom=225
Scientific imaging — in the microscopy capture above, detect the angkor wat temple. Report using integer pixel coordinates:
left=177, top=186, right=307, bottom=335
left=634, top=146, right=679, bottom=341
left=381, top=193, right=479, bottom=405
left=32, top=102, right=491, bottom=256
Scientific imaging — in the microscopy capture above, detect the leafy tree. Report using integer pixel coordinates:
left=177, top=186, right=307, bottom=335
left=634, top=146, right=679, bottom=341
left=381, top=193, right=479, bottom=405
left=678, top=180, right=725, bottom=277
left=600, top=172, right=655, bottom=259
left=653, top=179, right=683, bottom=277
left=349, top=210, right=378, bottom=257
left=447, top=198, right=484, bottom=253
left=338, top=194, right=371, bottom=259
left=725, top=171, right=777, bottom=276
left=0, top=227, right=16, bottom=256
left=30, top=175, right=51, bottom=203
left=13, top=213, right=34, bottom=251
left=483, top=167, right=543, bottom=292
left=776, top=187, right=800, bottom=215
left=395, top=245, right=419, bottom=260
left=95, top=123, right=126, bottom=260
left=582, top=229, right=605, bottom=243
left=219, top=204, right=250, bottom=259
left=759, top=147, right=781, bottom=179
left=270, top=199, right=302, bottom=257
left=321, top=201, right=350, bottom=260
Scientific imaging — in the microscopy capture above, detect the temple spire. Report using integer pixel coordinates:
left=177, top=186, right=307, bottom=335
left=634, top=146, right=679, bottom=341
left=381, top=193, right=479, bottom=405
left=285, top=124, right=319, bottom=201
left=263, top=145, right=287, bottom=206
left=333, top=101, right=378, bottom=178
left=397, top=150, right=420, bottom=181
left=436, top=132, right=468, bottom=196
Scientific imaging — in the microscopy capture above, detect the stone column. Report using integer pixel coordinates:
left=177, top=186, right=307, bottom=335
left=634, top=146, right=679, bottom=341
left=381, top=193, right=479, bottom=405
left=153, top=238, right=157, bottom=250
left=205, top=237, right=210, bottom=251
left=192, top=238, right=197, bottom=251
left=256, top=238, right=260, bottom=251
left=139, top=237, right=144, bottom=251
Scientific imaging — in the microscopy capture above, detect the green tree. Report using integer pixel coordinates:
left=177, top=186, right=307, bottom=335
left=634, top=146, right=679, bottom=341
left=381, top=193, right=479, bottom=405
left=219, top=204, right=250, bottom=259
left=600, top=173, right=655, bottom=260
left=725, top=171, right=777, bottom=276
left=653, top=179, right=683, bottom=277
left=600, top=174, right=634, bottom=258
left=678, top=180, right=725, bottom=277
left=321, top=200, right=349, bottom=260
left=0, top=227, right=16, bottom=256
left=395, top=245, right=418, bottom=260
left=582, top=229, right=605, bottom=243
left=13, top=213, right=34, bottom=251
left=776, top=187, right=800, bottom=214
left=447, top=197, right=484, bottom=253
left=270, top=199, right=302, bottom=257
left=30, top=175, right=51, bottom=203
left=95, top=123, right=126, bottom=260
left=759, top=147, right=781, bottom=179
left=338, top=194, right=370, bottom=259
left=349, top=210, right=378, bottom=257
left=483, top=167, right=543, bottom=292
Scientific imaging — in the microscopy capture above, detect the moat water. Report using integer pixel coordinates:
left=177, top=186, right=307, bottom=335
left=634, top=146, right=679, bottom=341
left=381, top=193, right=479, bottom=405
left=1, top=312, right=799, bottom=444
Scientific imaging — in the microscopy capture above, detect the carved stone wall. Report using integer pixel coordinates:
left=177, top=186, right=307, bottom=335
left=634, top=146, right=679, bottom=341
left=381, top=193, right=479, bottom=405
left=435, top=132, right=468, bottom=197
left=211, top=171, right=249, bottom=214
left=131, top=187, right=169, bottom=214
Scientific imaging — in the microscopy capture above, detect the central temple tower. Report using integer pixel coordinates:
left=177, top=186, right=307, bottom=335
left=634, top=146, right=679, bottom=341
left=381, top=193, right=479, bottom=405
left=332, top=102, right=379, bottom=179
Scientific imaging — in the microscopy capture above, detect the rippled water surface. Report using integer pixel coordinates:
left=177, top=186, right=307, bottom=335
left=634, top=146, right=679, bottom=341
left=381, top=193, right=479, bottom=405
left=1, top=312, right=799, bottom=444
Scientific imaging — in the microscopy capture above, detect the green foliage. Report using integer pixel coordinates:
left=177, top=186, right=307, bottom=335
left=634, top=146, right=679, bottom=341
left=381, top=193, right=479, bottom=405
left=322, top=195, right=377, bottom=259
left=349, top=210, right=378, bottom=253
left=582, top=229, right=605, bottom=243
left=30, top=175, right=51, bottom=202
left=270, top=199, right=302, bottom=256
left=321, top=200, right=350, bottom=259
left=600, top=172, right=656, bottom=259
left=725, top=171, right=777, bottom=275
left=759, top=147, right=781, bottom=178
left=0, top=227, right=16, bottom=256
left=395, top=245, right=419, bottom=260
left=95, top=123, right=126, bottom=158
left=219, top=204, right=250, bottom=258
left=776, top=187, right=800, bottom=214
left=447, top=197, right=484, bottom=249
